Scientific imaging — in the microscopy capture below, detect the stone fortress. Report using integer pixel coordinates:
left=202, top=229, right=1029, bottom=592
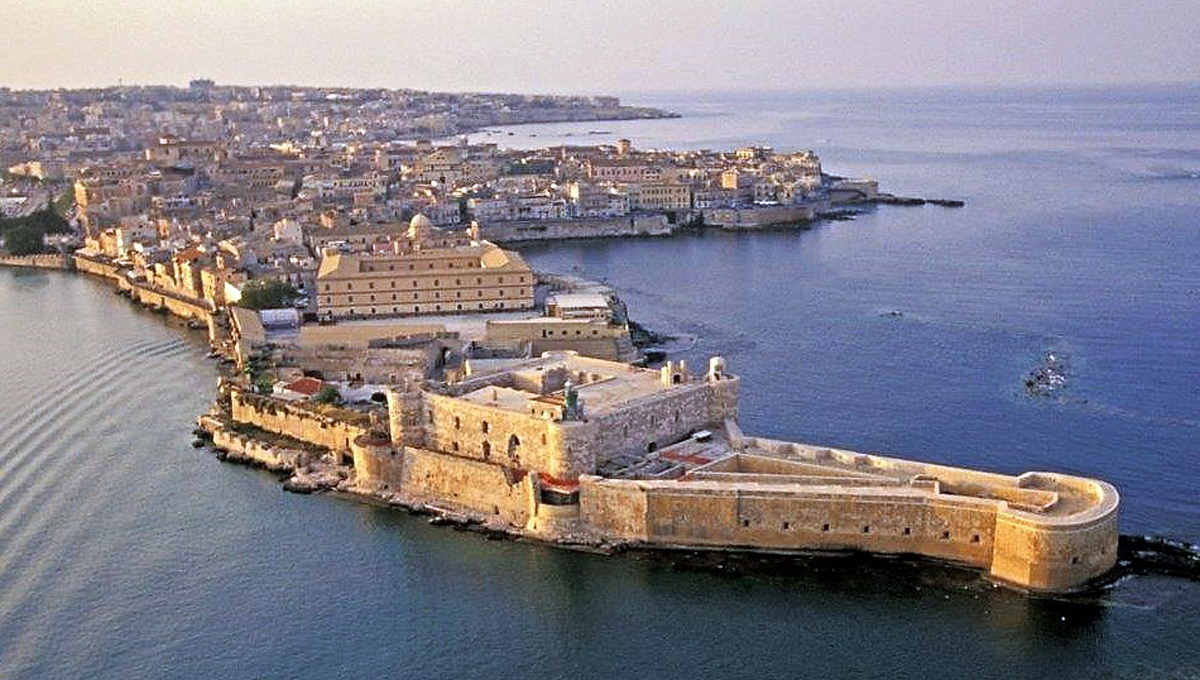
left=212, top=350, right=1119, bottom=594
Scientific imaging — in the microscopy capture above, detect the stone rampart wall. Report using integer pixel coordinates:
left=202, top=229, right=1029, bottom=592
left=422, top=378, right=733, bottom=479
left=230, top=388, right=369, bottom=453
left=73, top=252, right=121, bottom=280
left=703, top=206, right=815, bottom=229
left=581, top=381, right=730, bottom=466
left=579, top=471, right=1116, bottom=591
left=579, top=477, right=648, bottom=539
left=423, top=392, right=564, bottom=474
left=124, top=280, right=213, bottom=321
left=0, top=253, right=71, bottom=270
left=400, top=447, right=535, bottom=527
left=482, top=215, right=673, bottom=243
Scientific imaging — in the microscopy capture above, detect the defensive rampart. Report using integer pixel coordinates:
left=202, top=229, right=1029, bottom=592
left=703, top=205, right=815, bottom=229
left=481, top=215, right=673, bottom=243
left=228, top=386, right=370, bottom=454
left=578, top=438, right=1119, bottom=592
left=0, top=253, right=72, bottom=270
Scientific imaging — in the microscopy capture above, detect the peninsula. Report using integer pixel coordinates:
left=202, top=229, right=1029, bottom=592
left=0, top=82, right=1116, bottom=595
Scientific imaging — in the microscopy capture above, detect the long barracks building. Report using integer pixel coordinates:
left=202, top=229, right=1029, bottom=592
left=316, top=215, right=535, bottom=319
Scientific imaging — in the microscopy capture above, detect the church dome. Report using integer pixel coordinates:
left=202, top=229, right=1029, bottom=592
left=407, top=213, right=434, bottom=242
left=409, top=213, right=434, bottom=232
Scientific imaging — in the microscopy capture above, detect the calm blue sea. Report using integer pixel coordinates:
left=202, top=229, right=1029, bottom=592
left=1, top=85, right=1198, bottom=679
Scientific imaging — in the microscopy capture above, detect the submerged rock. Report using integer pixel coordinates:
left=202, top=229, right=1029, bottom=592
left=1025, top=351, right=1068, bottom=396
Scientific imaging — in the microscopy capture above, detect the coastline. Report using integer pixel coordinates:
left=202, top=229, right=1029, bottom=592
left=16, top=237, right=1145, bottom=595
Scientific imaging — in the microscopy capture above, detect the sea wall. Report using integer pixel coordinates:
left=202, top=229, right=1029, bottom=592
left=704, top=205, right=815, bottom=229
left=0, top=253, right=72, bottom=270
left=990, top=473, right=1120, bottom=591
left=399, top=446, right=535, bottom=527
left=481, top=215, right=673, bottom=243
left=201, top=416, right=312, bottom=471
left=72, top=251, right=122, bottom=280
left=229, top=387, right=370, bottom=454
left=578, top=451, right=1119, bottom=592
left=116, top=275, right=214, bottom=321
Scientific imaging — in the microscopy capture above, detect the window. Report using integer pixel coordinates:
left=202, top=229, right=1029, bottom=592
left=862, top=525, right=870, bottom=533
left=941, top=531, right=951, bottom=540
left=742, top=519, right=750, bottom=528
left=822, top=523, right=830, bottom=532
left=903, top=527, right=911, bottom=535
left=971, top=534, right=981, bottom=544
left=481, top=421, right=490, bottom=434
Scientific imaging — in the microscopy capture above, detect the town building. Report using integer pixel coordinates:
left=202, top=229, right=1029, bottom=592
left=315, top=214, right=534, bottom=318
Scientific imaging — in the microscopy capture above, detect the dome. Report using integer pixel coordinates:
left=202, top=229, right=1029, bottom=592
left=408, top=213, right=433, bottom=231
left=406, top=213, right=434, bottom=243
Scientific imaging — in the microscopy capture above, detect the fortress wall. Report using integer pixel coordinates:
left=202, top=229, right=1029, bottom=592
left=127, top=283, right=213, bottom=321
left=423, top=392, right=563, bottom=474
left=73, top=253, right=121, bottom=280
left=350, top=437, right=405, bottom=490
left=0, top=253, right=71, bottom=270
left=529, top=337, right=627, bottom=361
left=400, top=447, right=534, bottom=527
left=990, top=511, right=1118, bottom=591
left=579, top=477, right=648, bottom=540
left=421, top=380, right=739, bottom=480
left=230, top=388, right=369, bottom=453
left=579, top=481, right=1003, bottom=570
left=703, top=206, right=815, bottom=229
left=580, top=473, right=1114, bottom=590
left=210, top=426, right=307, bottom=471
left=482, top=215, right=673, bottom=243
left=638, top=488, right=999, bottom=569
left=281, top=347, right=428, bottom=384
left=582, top=382, right=720, bottom=467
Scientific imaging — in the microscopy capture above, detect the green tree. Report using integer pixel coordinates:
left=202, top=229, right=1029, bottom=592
left=238, top=279, right=298, bottom=310
left=313, top=386, right=342, bottom=405
left=4, top=224, right=45, bottom=255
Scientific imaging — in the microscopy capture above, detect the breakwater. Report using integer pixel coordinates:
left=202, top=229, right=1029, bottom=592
left=0, top=253, right=72, bottom=270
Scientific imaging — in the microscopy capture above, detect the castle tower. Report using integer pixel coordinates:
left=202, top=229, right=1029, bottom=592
left=386, top=382, right=426, bottom=449
left=706, top=356, right=739, bottom=422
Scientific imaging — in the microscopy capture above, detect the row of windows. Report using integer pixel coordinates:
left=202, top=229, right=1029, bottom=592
left=363, top=260, right=481, bottom=272
left=736, top=519, right=985, bottom=544
left=541, top=328, right=602, bottom=337
left=329, top=301, right=524, bottom=315
left=324, top=275, right=525, bottom=291
left=325, top=288, right=529, bottom=303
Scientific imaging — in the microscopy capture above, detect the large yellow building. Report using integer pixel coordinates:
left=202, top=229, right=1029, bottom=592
left=316, top=215, right=535, bottom=319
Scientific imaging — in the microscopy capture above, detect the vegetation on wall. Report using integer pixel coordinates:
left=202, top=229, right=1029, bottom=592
left=238, top=279, right=299, bottom=310
left=0, top=208, right=71, bottom=255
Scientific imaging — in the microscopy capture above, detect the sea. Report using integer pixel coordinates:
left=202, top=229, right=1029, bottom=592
left=1, top=85, right=1198, bottom=679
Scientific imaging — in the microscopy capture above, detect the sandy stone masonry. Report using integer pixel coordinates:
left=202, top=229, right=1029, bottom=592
left=219, top=351, right=1118, bottom=593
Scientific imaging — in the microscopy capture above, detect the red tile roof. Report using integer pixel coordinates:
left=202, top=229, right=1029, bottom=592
left=285, top=377, right=325, bottom=396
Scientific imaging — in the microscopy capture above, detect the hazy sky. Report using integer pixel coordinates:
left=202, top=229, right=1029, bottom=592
left=3, top=0, right=1197, bottom=93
